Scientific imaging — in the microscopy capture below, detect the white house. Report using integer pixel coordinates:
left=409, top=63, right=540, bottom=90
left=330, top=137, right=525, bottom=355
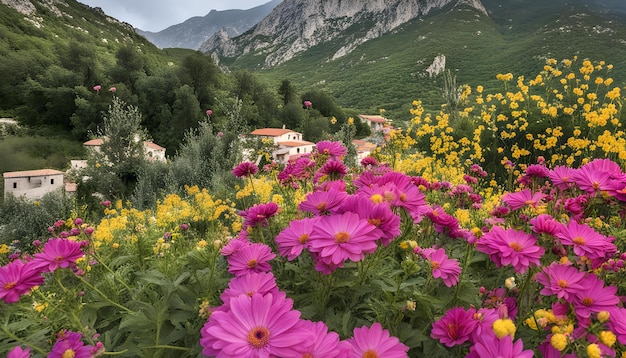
left=83, top=138, right=166, bottom=162
left=3, top=169, right=65, bottom=200
left=250, top=128, right=315, bottom=163
left=358, top=114, right=389, bottom=132
left=352, top=139, right=378, bottom=161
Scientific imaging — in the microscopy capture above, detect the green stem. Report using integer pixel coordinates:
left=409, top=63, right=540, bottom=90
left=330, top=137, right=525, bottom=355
left=142, top=345, right=190, bottom=351
left=452, top=242, right=474, bottom=305
left=76, top=275, right=134, bottom=314
left=1, top=323, right=47, bottom=355
left=91, top=252, right=133, bottom=292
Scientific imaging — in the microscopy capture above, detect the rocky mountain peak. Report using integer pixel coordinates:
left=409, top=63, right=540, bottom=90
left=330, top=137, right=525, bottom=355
left=201, top=0, right=487, bottom=68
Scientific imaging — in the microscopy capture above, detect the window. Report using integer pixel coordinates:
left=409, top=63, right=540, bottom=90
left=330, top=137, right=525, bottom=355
left=51, top=179, right=54, bottom=185
left=297, top=148, right=300, bottom=153
left=13, top=182, right=17, bottom=189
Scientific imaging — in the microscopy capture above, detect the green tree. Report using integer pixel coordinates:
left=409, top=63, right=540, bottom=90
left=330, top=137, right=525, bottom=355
left=278, top=79, right=297, bottom=106
left=180, top=51, right=219, bottom=106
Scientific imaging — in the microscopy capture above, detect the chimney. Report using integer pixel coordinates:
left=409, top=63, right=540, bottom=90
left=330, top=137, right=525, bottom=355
left=282, top=124, right=286, bottom=129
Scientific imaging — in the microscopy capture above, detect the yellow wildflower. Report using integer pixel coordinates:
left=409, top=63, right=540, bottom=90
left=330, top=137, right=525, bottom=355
left=493, top=319, right=516, bottom=338
left=587, top=343, right=601, bottom=358
left=550, top=333, right=567, bottom=351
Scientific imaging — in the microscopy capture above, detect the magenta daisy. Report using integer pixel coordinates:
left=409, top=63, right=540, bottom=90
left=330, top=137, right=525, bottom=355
left=220, top=272, right=279, bottom=308
left=360, top=156, right=379, bottom=167
left=227, top=243, right=276, bottom=277
left=571, top=274, right=619, bottom=319
left=200, top=292, right=313, bottom=357
left=476, top=226, right=544, bottom=274
left=30, top=238, right=84, bottom=272
left=232, top=161, right=259, bottom=178
left=220, top=234, right=250, bottom=256
left=466, top=334, right=534, bottom=358
left=308, top=212, right=381, bottom=266
left=299, top=187, right=348, bottom=215
left=608, top=307, right=626, bottom=345
left=570, top=164, right=613, bottom=194
left=316, top=159, right=348, bottom=181
left=501, top=189, right=547, bottom=210
left=347, top=322, right=409, bottom=357
left=239, top=202, right=279, bottom=229
left=529, top=214, right=562, bottom=236
left=548, top=165, right=576, bottom=190
left=422, top=247, right=461, bottom=287
left=431, top=306, right=479, bottom=347
left=298, top=320, right=351, bottom=358
left=48, top=331, right=95, bottom=358
left=518, top=163, right=550, bottom=186
left=315, top=140, right=347, bottom=159
left=7, top=346, right=31, bottom=358
left=555, top=220, right=616, bottom=260
left=0, top=260, right=45, bottom=303
left=534, top=262, right=586, bottom=300
left=275, top=217, right=318, bottom=260
left=425, top=206, right=463, bottom=239
left=339, top=194, right=401, bottom=246
left=469, top=308, right=499, bottom=344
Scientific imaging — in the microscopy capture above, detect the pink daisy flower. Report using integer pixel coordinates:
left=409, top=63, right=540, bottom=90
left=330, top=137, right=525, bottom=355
left=298, top=320, right=351, bottom=358
left=0, top=259, right=45, bottom=303
left=315, top=140, right=347, bottom=159
left=476, top=226, right=544, bottom=274
left=220, top=272, right=279, bottom=308
left=501, top=189, right=546, bottom=210
left=239, top=202, right=279, bottom=229
left=220, top=234, right=250, bottom=256
left=353, top=170, right=380, bottom=189
left=232, top=161, right=259, bottom=178
left=555, top=220, right=616, bottom=260
left=31, top=238, right=84, bottom=272
left=200, top=292, right=313, bottom=357
left=7, top=346, right=31, bottom=358
left=308, top=212, right=381, bottom=266
left=571, top=165, right=613, bottom=194
left=466, top=334, right=534, bottom=358
left=548, top=165, right=576, bottom=191
left=316, top=159, right=348, bottom=181
left=518, top=163, right=550, bottom=186
left=571, top=274, right=619, bottom=319
left=425, top=206, right=462, bottom=238
left=431, top=306, right=479, bottom=347
left=608, top=307, right=626, bottom=345
left=339, top=195, right=401, bottom=246
left=538, top=341, right=577, bottom=358
left=299, top=187, right=348, bottom=215
left=48, top=331, right=96, bottom=358
left=422, top=247, right=461, bottom=287
left=347, top=322, right=409, bottom=357
left=275, top=217, right=318, bottom=260
left=529, top=214, right=562, bottom=236
left=534, top=262, right=586, bottom=300
left=360, top=156, right=379, bottom=167
left=469, top=308, right=499, bottom=344
left=227, top=243, right=276, bottom=277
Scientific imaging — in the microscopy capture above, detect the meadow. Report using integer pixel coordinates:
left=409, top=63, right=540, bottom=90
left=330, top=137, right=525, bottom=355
left=1, top=57, right=626, bottom=357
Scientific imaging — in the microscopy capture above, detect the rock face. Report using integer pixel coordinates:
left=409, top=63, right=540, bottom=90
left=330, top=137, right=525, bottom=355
left=1, top=0, right=66, bottom=16
left=136, top=0, right=281, bottom=50
left=200, top=0, right=487, bottom=68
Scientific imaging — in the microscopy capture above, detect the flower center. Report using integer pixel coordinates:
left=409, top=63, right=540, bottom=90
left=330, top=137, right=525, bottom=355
left=247, top=326, right=271, bottom=348
left=447, top=323, right=459, bottom=339
left=247, top=259, right=258, bottom=268
left=370, top=194, right=383, bottom=204
left=399, top=193, right=407, bottom=202
left=573, top=236, right=586, bottom=245
left=303, top=354, right=314, bottom=358
left=509, top=242, right=524, bottom=252
left=363, top=350, right=379, bottom=358
left=62, top=349, right=76, bottom=358
left=315, top=202, right=327, bottom=211
left=557, top=279, right=568, bottom=288
left=431, top=261, right=440, bottom=269
left=593, top=181, right=600, bottom=189
left=3, top=282, right=16, bottom=290
left=334, top=232, right=350, bottom=244
left=55, top=256, right=65, bottom=262
left=524, top=199, right=537, bottom=206
left=367, top=218, right=382, bottom=227
left=582, top=297, right=594, bottom=306
left=298, top=233, right=310, bottom=244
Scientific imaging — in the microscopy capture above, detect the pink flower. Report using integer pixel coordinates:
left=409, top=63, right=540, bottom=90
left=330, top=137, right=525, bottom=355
left=93, top=85, right=101, bottom=92
left=476, top=226, right=544, bottom=274
left=221, top=234, right=250, bottom=256
left=48, top=331, right=96, bottom=358
left=239, top=202, right=279, bottom=229
left=470, top=308, right=499, bottom=344
left=347, top=322, right=409, bottom=357
left=548, top=165, right=576, bottom=190
left=534, top=262, right=586, bottom=300
left=200, top=292, right=313, bottom=357
left=220, top=272, right=278, bottom=308
left=315, top=140, right=347, bottom=159
left=608, top=307, right=626, bottom=344
left=303, top=100, right=312, bottom=108
left=205, top=109, right=213, bottom=116
left=227, top=243, right=275, bottom=277
left=422, top=247, right=462, bottom=287
left=467, top=334, right=534, bottom=358
left=339, top=194, right=401, bottom=246
left=571, top=164, right=613, bottom=194
left=109, top=87, right=116, bottom=92
left=316, top=159, right=347, bottom=181
left=275, top=217, right=318, bottom=260
left=555, top=220, right=616, bottom=260
left=0, top=260, right=44, bottom=303
left=518, top=163, right=550, bottom=186
left=501, top=189, right=546, bottom=210
left=529, top=214, right=562, bottom=235
left=571, top=274, right=619, bottom=319
left=431, top=306, right=479, bottom=347
left=360, top=156, right=379, bottom=167
left=308, top=212, right=381, bottom=266
left=298, top=320, right=351, bottom=358
left=299, top=187, right=347, bottom=215
left=30, top=238, right=85, bottom=272
left=7, top=346, right=31, bottom=358
left=232, top=161, right=259, bottom=178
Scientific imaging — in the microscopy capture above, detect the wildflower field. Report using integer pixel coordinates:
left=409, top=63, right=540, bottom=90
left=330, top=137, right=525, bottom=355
left=2, top=57, right=626, bottom=357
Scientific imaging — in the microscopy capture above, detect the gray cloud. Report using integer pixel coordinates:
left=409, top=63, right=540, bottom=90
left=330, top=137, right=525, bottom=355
left=78, top=0, right=272, bottom=31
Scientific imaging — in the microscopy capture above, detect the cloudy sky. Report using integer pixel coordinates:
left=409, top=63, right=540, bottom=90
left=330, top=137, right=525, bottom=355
left=77, top=0, right=273, bottom=32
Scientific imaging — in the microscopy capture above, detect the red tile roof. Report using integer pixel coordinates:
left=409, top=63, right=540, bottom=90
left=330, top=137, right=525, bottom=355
left=277, top=141, right=314, bottom=147
left=3, top=169, right=64, bottom=178
left=144, top=141, right=165, bottom=150
left=358, top=115, right=387, bottom=124
left=83, top=138, right=104, bottom=146
left=251, top=128, right=295, bottom=136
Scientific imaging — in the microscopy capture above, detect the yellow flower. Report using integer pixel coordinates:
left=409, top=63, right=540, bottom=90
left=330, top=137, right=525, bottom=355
left=550, top=333, right=567, bottom=351
left=587, top=343, right=601, bottom=358
left=492, top=318, right=516, bottom=338
left=597, top=311, right=610, bottom=323
left=0, top=244, right=9, bottom=254
left=112, top=243, right=120, bottom=249
left=599, top=331, right=616, bottom=347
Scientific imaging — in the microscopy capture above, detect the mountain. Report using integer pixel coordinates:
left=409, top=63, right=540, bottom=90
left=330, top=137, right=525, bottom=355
left=202, top=0, right=626, bottom=118
left=136, top=0, right=282, bottom=50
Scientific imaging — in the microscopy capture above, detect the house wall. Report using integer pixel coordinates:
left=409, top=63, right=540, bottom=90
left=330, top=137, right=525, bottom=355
left=4, top=173, right=64, bottom=200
